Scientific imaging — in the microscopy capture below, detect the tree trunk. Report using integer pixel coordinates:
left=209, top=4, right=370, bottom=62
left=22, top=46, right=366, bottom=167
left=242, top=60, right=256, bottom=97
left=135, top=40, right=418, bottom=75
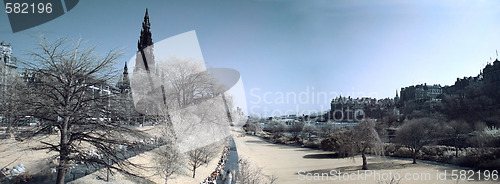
left=412, top=151, right=417, bottom=164
left=361, top=152, right=368, bottom=170
left=56, top=167, right=66, bottom=184
left=56, top=150, right=69, bottom=184
left=165, top=177, right=168, bottom=184
left=6, top=115, right=14, bottom=139
left=106, top=158, right=112, bottom=181
left=56, top=116, right=70, bottom=184
left=192, top=166, right=196, bottom=178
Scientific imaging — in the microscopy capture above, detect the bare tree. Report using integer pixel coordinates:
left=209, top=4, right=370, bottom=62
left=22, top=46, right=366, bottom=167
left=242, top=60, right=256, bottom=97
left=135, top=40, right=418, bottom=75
left=320, top=119, right=383, bottom=170
left=245, top=121, right=262, bottom=135
left=352, top=119, right=383, bottom=170
left=0, top=69, right=29, bottom=138
left=274, top=122, right=286, bottom=139
left=319, top=122, right=337, bottom=138
left=467, top=126, right=500, bottom=160
left=153, top=142, right=185, bottom=184
left=237, top=158, right=265, bottom=184
left=111, top=89, right=138, bottom=126
left=265, top=121, right=286, bottom=139
left=159, top=57, right=217, bottom=109
left=288, top=122, right=304, bottom=141
left=394, top=117, right=442, bottom=164
left=320, top=129, right=355, bottom=157
left=301, top=123, right=317, bottom=142
left=186, top=144, right=216, bottom=178
left=22, top=37, right=146, bottom=184
left=444, top=119, right=471, bottom=158
left=376, top=177, right=401, bottom=184
left=201, top=144, right=219, bottom=166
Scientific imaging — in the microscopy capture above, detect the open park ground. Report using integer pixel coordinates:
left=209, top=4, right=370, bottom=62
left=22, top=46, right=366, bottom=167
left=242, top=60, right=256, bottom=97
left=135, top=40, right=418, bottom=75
left=232, top=131, right=499, bottom=184
left=2, top=128, right=499, bottom=184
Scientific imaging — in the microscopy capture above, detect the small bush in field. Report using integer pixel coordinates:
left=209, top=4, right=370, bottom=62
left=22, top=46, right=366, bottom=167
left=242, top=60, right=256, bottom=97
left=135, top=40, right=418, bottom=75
left=384, top=143, right=399, bottom=156
left=393, top=147, right=413, bottom=158
left=304, top=140, right=321, bottom=149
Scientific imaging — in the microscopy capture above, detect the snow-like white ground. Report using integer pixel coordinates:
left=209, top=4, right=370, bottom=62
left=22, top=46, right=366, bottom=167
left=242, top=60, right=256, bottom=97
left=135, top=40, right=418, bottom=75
left=232, top=131, right=498, bottom=184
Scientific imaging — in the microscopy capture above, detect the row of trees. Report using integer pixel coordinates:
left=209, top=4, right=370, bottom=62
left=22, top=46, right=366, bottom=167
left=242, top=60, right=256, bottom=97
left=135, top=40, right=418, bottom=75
left=394, top=116, right=499, bottom=166
left=252, top=120, right=339, bottom=141
left=154, top=137, right=222, bottom=183
left=319, top=116, right=500, bottom=170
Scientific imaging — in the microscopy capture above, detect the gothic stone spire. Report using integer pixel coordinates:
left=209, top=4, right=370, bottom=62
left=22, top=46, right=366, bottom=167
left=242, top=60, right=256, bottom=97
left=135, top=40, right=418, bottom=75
left=138, top=8, right=153, bottom=51
left=123, top=62, right=128, bottom=75
left=118, top=62, right=131, bottom=92
left=135, top=8, right=155, bottom=72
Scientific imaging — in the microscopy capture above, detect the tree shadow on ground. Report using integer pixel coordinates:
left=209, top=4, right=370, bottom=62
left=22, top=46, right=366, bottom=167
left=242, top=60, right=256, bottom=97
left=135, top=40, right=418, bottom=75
left=122, top=173, right=156, bottom=184
left=299, top=161, right=422, bottom=175
left=303, top=153, right=342, bottom=159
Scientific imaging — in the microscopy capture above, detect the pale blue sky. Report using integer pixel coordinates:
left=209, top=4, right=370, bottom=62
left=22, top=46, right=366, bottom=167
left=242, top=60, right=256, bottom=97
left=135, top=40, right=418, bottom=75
left=1, top=0, right=499, bottom=117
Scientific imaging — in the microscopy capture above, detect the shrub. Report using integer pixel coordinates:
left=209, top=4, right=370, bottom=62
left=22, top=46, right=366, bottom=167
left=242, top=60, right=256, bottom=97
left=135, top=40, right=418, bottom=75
left=393, top=147, right=413, bottom=158
left=303, top=140, right=321, bottom=149
left=384, top=143, right=399, bottom=156
left=274, top=136, right=287, bottom=144
left=420, top=146, right=454, bottom=162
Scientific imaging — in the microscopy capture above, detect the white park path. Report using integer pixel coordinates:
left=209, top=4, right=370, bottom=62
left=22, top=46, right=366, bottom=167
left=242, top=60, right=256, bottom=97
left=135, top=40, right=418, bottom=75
left=231, top=131, right=498, bottom=184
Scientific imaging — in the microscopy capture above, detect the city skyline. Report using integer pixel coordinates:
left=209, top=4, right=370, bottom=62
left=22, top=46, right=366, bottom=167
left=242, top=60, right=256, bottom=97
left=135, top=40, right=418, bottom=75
left=1, top=0, right=499, bottom=116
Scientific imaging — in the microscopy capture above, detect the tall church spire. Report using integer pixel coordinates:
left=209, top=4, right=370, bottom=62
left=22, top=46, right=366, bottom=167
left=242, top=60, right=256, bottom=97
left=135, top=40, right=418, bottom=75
left=123, top=62, right=128, bottom=74
left=117, top=62, right=131, bottom=93
left=138, top=8, right=153, bottom=51
left=134, top=8, right=155, bottom=72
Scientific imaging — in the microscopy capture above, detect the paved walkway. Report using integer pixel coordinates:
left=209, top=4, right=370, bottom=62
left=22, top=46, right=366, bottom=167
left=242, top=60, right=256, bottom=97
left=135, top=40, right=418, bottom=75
left=217, top=137, right=238, bottom=184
